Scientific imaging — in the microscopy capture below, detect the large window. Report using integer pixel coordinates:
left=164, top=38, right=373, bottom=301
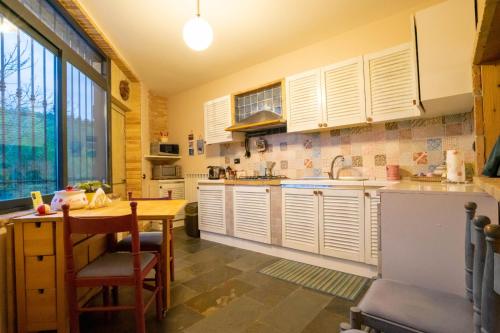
left=67, top=63, right=107, bottom=184
left=0, top=14, right=58, bottom=201
left=0, top=1, right=109, bottom=209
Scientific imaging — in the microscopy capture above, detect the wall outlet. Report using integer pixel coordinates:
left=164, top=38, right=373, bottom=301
left=234, top=158, right=240, bottom=164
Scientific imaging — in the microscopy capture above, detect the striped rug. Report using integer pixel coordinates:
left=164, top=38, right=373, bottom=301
left=259, top=259, right=369, bottom=301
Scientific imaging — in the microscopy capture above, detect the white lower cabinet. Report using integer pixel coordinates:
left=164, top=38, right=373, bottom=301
left=282, top=187, right=377, bottom=264
left=319, top=189, right=365, bottom=262
left=364, top=190, right=380, bottom=265
left=282, top=188, right=319, bottom=253
left=233, top=186, right=271, bottom=244
left=198, top=185, right=226, bottom=234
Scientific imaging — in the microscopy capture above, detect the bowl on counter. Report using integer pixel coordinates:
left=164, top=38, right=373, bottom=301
left=50, top=189, right=88, bottom=211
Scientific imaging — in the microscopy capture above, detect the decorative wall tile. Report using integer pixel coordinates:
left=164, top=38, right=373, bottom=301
left=444, top=113, right=466, bottom=124
left=410, top=119, right=427, bottom=128
left=352, top=156, right=363, bottom=167
left=427, top=138, right=442, bottom=151
left=398, top=120, right=412, bottom=129
left=303, top=139, right=313, bottom=149
left=225, top=156, right=230, bottom=164
left=280, top=160, right=288, bottom=170
left=340, top=136, right=351, bottom=145
left=267, top=143, right=273, bottom=152
left=446, top=123, right=463, bottom=136
left=340, top=128, right=351, bottom=136
left=313, top=168, right=322, bottom=177
left=279, top=142, right=287, bottom=151
left=330, top=129, right=341, bottom=137
left=385, top=122, right=398, bottom=130
left=312, top=148, right=321, bottom=158
left=304, top=159, right=313, bottom=168
left=413, top=152, right=428, bottom=165
left=399, top=129, right=412, bottom=140
left=374, top=154, right=387, bottom=166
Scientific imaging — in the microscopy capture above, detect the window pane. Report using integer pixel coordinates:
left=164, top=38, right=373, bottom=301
left=0, top=14, right=58, bottom=200
left=66, top=63, right=107, bottom=185
left=20, top=0, right=104, bottom=73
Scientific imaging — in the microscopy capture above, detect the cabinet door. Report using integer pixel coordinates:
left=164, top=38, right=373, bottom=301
left=286, top=69, right=323, bottom=133
left=364, top=190, right=380, bottom=265
left=319, top=189, right=365, bottom=262
left=204, top=95, right=233, bottom=144
left=322, top=57, right=366, bottom=127
left=364, top=43, right=421, bottom=122
left=282, top=188, right=319, bottom=253
left=198, top=185, right=226, bottom=234
left=233, top=186, right=271, bottom=244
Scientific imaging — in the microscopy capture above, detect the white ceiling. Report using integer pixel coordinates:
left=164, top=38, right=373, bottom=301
left=79, top=0, right=430, bottom=96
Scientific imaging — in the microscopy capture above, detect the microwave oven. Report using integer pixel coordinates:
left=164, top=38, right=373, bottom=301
left=150, top=143, right=180, bottom=156
left=153, top=165, right=182, bottom=180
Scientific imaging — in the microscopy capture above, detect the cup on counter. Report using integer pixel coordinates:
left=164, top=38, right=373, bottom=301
left=386, top=165, right=401, bottom=180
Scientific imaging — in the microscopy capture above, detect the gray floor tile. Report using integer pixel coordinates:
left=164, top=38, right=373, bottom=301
left=159, top=304, right=205, bottom=333
left=185, top=296, right=265, bottom=333
left=227, top=251, right=277, bottom=272
left=171, top=284, right=201, bottom=308
left=259, top=288, right=332, bottom=333
left=244, top=321, right=285, bottom=333
left=183, top=265, right=243, bottom=293
left=301, top=310, right=347, bottom=333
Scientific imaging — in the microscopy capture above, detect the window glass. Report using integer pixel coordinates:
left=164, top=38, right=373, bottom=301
left=0, top=14, right=58, bottom=200
left=66, top=63, right=107, bottom=185
left=20, top=0, right=103, bottom=73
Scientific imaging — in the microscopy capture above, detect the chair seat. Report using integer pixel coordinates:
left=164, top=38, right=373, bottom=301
left=115, top=232, right=163, bottom=252
left=358, top=279, right=472, bottom=333
left=77, top=252, right=156, bottom=278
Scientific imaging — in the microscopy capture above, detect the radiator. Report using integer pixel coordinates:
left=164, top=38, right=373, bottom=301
left=185, top=173, right=207, bottom=203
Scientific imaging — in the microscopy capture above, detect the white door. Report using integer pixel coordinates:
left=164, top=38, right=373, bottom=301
left=111, top=104, right=126, bottom=200
left=204, top=95, right=233, bottom=144
left=364, top=189, right=380, bottom=265
left=233, top=186, right=271, bottom=244
left=282, top=188, right=319, bottom=253
left=286, top=69, right=324, bottom=132
left=364, top=43, right=421, bottom=122
left=322, top=56, right=366, bottom=127
left=198, top=185, right=226, bottom=234
left=319, top=189, right=365, bottom=262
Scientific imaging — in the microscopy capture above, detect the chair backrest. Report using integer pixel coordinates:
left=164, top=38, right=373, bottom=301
left=481, top=223, right=500, bottom=333
left=465, top=202, right=478, bottom=301
left=473, top=215, right=491, bottom=332
left=62, top=202, right=141, bottom=275
left=128, top=190, right=172, bottom=201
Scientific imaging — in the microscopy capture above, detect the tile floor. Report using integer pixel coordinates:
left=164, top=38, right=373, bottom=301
left=81, top=227, right=367, bottom=332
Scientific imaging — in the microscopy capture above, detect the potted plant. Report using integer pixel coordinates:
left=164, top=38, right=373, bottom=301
left=74, top=180, right=111, bottom=202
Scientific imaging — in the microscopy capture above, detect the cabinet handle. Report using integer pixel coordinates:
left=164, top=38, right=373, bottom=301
left=364, top=192, right=370, bottom=197
left=318, top=123, right=322, bottom=128
left=266, top=189, right=270, bottom=193
left=196, top=186, right=199, bottom=190
left=366, top=117, right=373, bottom=123
left=318, top=191, right=323, bottom=195
left=313, top=190, right=318, bottom=195
left=323, top=123, right=327, bottom=127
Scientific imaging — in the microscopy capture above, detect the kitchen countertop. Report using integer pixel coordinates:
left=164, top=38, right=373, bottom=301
left=474, top=176, right=500, bottom=202
left=377, top=181, right=489, bottom=196
left=198, top=178, right=397, bottom=187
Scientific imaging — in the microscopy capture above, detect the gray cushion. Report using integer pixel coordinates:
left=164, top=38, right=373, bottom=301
left=115, top=232, right=163, bottom=252
left=359, top=279, right=472, bottom=333
left=77, top=252, right=156, bottom=278
left=343, top=331, right=365, bottom=333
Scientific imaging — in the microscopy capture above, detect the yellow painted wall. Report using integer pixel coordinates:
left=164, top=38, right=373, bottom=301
left=168, top=1, right=442, bottom=174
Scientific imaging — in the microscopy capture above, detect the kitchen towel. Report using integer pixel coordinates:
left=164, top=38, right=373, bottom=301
left=483, top=136, right=500, bottom=177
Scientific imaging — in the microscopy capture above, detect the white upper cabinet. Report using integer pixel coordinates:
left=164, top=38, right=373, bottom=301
left=286, top=69, right=323, bottom=133
left=321, top=57, right=366, bottom=127
left=414, top=0, right=475, bottom=116
left=204, top=95, right=236, bottom=145
left=233, top=186, right=271, bottom=244
left=364, top=43, right=421, bottom=123
left=319, top=189, right=365, bottom=262
left=282, top=188, right=319, bottom=253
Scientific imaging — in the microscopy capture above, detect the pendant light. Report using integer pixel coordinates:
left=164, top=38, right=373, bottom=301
left=183, top=0, right=213, bottom=51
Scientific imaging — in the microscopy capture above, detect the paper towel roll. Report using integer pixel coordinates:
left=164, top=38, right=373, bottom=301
left=446, top=149, right=465, bottom=183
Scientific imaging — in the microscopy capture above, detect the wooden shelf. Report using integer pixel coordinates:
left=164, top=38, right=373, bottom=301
left=144, top=155, right=181, bottom=161
left=473, top=0, right=500, bottom=64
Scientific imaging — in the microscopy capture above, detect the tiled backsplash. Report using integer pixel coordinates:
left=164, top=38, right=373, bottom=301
left=219, top=112, right=475, bottom=179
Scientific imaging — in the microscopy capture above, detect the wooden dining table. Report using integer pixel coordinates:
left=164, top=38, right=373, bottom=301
left=10, top=199, right=187, bottom=333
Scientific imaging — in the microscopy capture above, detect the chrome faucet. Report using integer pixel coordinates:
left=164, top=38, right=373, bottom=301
left=328, top=155, right=345, bottom=180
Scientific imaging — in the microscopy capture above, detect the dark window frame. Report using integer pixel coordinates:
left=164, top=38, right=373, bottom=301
left=0, top=0, right=112, bottom=213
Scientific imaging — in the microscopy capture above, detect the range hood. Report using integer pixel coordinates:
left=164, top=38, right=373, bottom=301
left=226, top=110, right=286, bottom=132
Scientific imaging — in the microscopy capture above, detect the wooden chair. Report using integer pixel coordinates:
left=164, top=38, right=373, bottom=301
left=62, top=202, right=163, bottom=333
left=481, top=223, right=500, bottom=333
left=115, top=191, right=174, bottom=282
left=340, top=203, right=490, bottom=333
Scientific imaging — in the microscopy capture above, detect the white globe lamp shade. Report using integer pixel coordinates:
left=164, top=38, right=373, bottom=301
left=183, top=16, right=213, bottom=51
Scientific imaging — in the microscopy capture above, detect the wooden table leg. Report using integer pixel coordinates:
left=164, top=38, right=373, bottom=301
left=162, top=219, right=171, bottom=312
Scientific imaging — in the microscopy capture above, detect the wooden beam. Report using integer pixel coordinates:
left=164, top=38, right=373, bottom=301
left=56, top=0, right=139, bottom=82
left=474, top=0, right=500, bottom=65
